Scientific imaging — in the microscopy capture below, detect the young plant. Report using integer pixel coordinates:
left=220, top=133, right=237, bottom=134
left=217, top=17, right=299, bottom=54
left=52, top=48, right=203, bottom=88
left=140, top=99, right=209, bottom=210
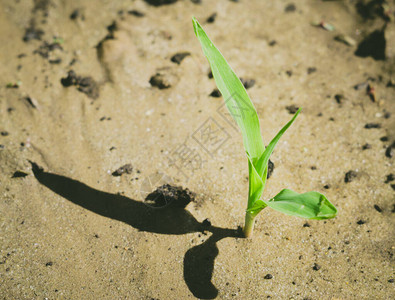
left=192, top=18, right=337, bottom=238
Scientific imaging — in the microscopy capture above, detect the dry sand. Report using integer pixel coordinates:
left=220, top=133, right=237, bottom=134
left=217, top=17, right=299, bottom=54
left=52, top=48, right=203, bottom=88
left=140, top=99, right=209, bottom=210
left=1, top=0, right=394, bottom=299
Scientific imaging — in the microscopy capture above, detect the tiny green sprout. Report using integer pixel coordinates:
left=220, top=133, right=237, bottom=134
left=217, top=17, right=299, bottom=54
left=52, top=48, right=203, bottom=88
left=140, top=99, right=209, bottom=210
left=192, top=17, right=337, bottom=238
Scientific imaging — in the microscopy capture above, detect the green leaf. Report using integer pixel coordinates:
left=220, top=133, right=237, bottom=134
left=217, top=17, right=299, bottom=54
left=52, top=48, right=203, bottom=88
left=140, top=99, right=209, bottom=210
left=255, top=108, right=301, bottom=188
left=263, top=189, right=337, bottom=220
left=192, top=17, right=264, bottom=163
left=193, top=17, right=267, bottom=211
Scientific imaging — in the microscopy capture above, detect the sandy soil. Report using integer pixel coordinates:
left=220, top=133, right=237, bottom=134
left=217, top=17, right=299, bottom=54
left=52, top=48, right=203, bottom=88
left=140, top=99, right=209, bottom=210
left=1, top=0, right=394, bottom=299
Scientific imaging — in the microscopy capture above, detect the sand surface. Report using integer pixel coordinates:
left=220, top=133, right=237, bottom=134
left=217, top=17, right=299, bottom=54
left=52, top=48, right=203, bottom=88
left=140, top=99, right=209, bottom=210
left=1, top=0, right=394, bottom=299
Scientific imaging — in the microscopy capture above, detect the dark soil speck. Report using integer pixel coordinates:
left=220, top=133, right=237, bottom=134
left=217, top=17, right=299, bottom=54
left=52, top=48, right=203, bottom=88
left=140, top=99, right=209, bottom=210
left=362, top=143, right=371, bottom=150
left=286, top=105, right=299, bottom=114
left=284, top=3, right=296, bottom=12
left=264, top=274, right=273, bottom=279
left=61, top=70, right=99, bottom=99
left=364, top=123, right=381, bottom=129
left=334, top=94, right=344, bottom=104
left=240, top=78, right=256, bottom=89
left=143, top=0, right=178, bottom=6
left=206, top=13, right=217, bottom=23
left=357, top=220, right=366, bottom=225
left=170, top=52, right=190, bottom=64
left=307, top=67, right=316, bottom=74
left=385, top=141, right=395, bottom=158
left=345, top=170, right=357, bottom=183
left=312, top=263, right=321, bottom=271
left=23, top=22, right=44, bottom=42
left=267, top=160, right=274, bottom=179
left=70, top=9, right=84, bottom=20
left=209, top=89, right=221, bottom=98
left=34, top=41, right=63, bottom=59
left=373, top=205, right=382, bottom=213
left=128, top=10, right=145, bottom=17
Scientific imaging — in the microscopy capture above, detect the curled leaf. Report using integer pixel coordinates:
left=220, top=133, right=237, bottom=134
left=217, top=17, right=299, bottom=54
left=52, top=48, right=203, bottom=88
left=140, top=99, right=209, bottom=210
left=264, top=189, right=337, bottom=220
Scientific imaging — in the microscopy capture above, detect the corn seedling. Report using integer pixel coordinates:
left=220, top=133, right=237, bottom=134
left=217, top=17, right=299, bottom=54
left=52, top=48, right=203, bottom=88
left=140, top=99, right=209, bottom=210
left=192, top=17, right=337, bottom=238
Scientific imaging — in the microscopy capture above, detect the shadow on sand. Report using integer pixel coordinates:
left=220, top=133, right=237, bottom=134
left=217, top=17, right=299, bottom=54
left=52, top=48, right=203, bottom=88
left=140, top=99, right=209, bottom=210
left=30, top=161, right=242, bottom=299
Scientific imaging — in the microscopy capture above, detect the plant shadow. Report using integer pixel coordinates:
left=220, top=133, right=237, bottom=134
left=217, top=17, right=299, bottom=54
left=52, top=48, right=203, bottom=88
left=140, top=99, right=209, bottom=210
left=30, top=161, right=242, bottom=299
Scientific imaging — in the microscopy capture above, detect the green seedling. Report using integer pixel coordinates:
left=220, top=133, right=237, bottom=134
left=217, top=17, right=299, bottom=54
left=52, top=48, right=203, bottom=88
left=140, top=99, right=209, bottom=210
left=192, top=17, right=337, bottom=238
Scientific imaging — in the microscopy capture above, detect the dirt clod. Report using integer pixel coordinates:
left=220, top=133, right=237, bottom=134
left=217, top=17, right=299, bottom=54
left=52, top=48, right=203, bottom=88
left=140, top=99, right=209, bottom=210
left=144, top=184, right=195, bottom=209
left=149, top=73, right=172, bottom=89
left=70, top=9, right=83, bottom=20
left=61, top=70, right=99, bottom=99
left=112, top=164, right=133, bottom=176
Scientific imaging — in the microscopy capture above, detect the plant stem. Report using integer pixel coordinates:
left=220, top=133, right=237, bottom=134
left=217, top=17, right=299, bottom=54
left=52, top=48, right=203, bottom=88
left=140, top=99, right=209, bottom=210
left=243, top=211, right=256, bottom=238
